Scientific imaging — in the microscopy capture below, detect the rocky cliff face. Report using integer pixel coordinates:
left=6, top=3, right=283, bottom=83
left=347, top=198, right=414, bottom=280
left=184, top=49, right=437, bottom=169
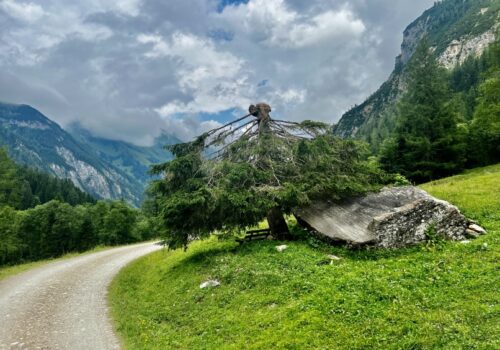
left=68, top=124, right=178, bottom=188
left=333, top=0, right=499, bottom=141
left=438, top=28, right=496, bottom=68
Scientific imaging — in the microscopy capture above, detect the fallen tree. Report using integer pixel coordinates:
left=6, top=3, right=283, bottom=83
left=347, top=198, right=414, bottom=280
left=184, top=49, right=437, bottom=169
left=149, top=103, right=388, bottom=249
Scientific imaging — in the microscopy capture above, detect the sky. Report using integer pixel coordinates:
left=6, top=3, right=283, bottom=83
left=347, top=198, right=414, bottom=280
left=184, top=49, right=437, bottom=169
left=0, top=0, right=435, bottom=145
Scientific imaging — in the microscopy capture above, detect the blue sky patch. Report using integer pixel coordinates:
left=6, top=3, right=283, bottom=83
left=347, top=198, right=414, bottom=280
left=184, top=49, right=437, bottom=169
left=208, top=28, right=234, bottom=42
left=217, top=0, right=249, bottom=12
left=198, top=108, right=243, bottom=124
left=257, top=79, right=268, bottom=87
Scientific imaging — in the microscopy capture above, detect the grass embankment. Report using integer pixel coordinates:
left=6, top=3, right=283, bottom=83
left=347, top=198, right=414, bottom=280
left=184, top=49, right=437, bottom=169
left=110, top=164, right=500, bottom=349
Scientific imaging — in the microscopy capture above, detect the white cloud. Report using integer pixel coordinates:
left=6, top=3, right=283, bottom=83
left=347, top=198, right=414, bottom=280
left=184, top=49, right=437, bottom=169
left=114, top=0, right=142, bottom=16
left=284, top=9, right=365, bottom=48
left=0, top=0, right=126, bottom=66
left=159, top=114, right=223, bottom=142
left=139, top=32, right=254, bottom=117
left=217, top=0, right=365, bottom=48
left=273, top=88, right=306, bottom=104
left=0, top=0, right=45, bottom=22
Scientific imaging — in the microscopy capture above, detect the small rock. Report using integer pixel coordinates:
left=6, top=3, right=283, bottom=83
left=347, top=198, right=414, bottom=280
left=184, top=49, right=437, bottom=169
left=460, top=240, right=471, bottom=244
left=465, top=229, right=481, bottom=238
left=327, top=254, right=341, bottom=260
left=200, top=279, right=220, bottom=289
left=482, top=243, right=488, bottom=250
left=468, top=224, right=486, bottom=234
left=276, top=245, right=288, bottom=252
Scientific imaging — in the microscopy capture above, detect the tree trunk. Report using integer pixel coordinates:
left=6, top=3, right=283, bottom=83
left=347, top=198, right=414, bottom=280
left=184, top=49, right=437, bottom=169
left=267, top=207, right=289, bottom=240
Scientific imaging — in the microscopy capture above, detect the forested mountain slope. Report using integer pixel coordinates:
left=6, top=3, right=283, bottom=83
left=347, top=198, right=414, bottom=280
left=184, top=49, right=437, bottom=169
left=69, top=124, right=178, bottom=188
left=333, top=0, right=499, bottom=146
left=0, top=102, right=176, bottom=205
left=0, top=148, right=95, bottom=209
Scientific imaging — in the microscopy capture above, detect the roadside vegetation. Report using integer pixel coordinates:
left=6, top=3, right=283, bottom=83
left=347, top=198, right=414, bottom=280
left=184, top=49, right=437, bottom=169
left=0, top=148, right=158, bottom=266
left=0, top=244, right=113, bottom=281
left=110, top=163, right=499, bottom=349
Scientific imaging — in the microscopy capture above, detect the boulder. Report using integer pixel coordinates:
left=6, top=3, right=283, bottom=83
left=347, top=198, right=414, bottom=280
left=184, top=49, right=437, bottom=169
left=295, top=186, right=470, bottom=248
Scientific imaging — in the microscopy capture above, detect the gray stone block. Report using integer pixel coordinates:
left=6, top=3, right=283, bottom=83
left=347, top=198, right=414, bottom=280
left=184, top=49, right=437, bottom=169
left=295, top=186, right=470, bottom=248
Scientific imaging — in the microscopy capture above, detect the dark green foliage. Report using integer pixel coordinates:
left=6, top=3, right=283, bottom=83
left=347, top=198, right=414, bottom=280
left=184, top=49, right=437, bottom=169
left=19, top=166, right=96, bottom=208
left=0, top=148, right=23, bottom=209
left=98, top=200, right=139, bottom=245
left=1, top=199, right=155, bottom=265
left=0, top=206, right=21, bottom=265
left=150, top=111, right=388, bottom=249
left=380, top=33, right=500, bottom=176
left=74, top=205, right=98, bottom=251
left=449, top=56, right=484, bottom=120
left=467, top=37, right=500, bottom=166
left=380, top=39, right=467, bottom=183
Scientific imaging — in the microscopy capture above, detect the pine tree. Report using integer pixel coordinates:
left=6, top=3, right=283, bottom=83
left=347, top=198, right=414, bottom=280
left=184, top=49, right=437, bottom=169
left=380, top=38, right=467, bottom=183
left=149, top=104, right=387, bottom=249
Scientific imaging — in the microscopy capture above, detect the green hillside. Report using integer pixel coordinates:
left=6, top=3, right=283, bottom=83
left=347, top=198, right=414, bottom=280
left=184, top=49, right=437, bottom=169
left=109, top=164, right=500, bottom=349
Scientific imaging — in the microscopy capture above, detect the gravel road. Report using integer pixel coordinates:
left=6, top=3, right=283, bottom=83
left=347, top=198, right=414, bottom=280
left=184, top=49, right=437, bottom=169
left=0, top=242, right=162, bottom=350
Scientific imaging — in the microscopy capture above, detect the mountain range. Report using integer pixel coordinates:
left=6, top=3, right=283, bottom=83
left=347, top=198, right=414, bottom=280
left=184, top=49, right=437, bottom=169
left=333, top=0, right=499, bottom=144
left=1, top=0, right=498, bottom=206
left=0, top=102, right=178, bottom=206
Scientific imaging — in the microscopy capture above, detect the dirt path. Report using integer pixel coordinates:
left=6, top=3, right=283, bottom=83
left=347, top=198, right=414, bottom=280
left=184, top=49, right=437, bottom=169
left=0, top=242, right=162, bottom=350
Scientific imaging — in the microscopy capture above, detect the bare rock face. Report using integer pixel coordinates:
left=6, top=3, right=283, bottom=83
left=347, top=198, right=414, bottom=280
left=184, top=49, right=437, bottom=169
left=438, top=29, right=496, bottom=69
left=295, top=186, right=481, bottom=248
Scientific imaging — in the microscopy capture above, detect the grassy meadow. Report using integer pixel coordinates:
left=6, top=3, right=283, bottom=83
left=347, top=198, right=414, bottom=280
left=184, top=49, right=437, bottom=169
left=109, top=164, right=500, bottom=349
